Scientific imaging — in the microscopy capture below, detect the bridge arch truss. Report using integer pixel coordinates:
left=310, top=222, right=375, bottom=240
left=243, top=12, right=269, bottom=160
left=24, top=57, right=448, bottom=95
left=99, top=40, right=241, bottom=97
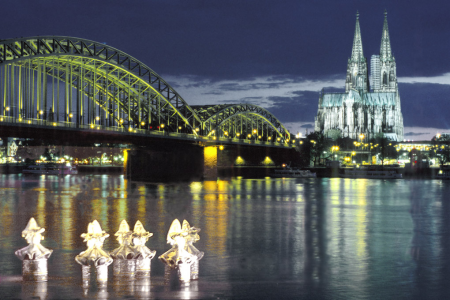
left=0, top=36, right=201, bottom=134
left=0, top=36, right=293, bottom=146
left=192, top=104, right=291, bottom=142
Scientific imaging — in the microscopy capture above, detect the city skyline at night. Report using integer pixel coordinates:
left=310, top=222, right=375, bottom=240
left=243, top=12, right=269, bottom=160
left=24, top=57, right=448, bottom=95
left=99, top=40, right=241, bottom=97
left=0, top=0, right=449, bottom=139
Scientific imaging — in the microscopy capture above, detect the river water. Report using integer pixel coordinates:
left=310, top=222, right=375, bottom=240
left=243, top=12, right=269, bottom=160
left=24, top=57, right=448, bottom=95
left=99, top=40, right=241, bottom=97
left=0, top=174, right=450, bottom=299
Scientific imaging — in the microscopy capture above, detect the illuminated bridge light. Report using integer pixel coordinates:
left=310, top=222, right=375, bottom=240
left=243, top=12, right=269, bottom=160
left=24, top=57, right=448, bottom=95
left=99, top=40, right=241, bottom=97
left=0, top=36, right=294, bottom=149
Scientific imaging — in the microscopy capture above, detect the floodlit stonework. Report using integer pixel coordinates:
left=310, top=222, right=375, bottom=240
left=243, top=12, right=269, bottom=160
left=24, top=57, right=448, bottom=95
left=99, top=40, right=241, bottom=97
left=315, top=11, right=404, bottom=141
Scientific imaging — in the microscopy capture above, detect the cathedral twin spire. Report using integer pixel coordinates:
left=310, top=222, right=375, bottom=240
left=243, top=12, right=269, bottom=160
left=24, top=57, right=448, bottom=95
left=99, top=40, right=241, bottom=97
left=346, top=10, right=395, bottom=93
left=351, top=11, right=364, bottom=63
left=380, top=10, right=393, bottom=62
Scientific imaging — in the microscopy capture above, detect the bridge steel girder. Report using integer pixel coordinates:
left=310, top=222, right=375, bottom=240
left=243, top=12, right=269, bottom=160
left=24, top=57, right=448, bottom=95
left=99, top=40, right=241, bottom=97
left=0, top=36, right=202, bottom=134
left=0, top=36, right=295, bottom=148
left=192, top=104, right=291, bottom=142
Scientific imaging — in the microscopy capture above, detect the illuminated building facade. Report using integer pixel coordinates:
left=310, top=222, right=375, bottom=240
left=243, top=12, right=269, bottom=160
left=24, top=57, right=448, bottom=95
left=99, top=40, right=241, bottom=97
left=315, top=11, right=404, bottom=141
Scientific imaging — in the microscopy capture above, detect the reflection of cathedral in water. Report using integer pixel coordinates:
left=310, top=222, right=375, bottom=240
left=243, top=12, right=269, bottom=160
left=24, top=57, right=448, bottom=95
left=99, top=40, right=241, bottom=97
left=315, top=11, right=404, bottom=141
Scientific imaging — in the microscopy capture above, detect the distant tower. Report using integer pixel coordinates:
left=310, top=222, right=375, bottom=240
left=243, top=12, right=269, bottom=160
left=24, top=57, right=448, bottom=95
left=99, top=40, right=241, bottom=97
left=370, top=55, right=380, bottom=91
left=375, top=10, right=397, bottom=92
left=345, top=11, right=370, bottom=93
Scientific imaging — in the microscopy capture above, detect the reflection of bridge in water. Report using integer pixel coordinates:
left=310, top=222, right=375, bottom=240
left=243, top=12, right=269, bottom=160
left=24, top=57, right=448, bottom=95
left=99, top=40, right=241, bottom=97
left=0, top=36, right=299, bottom=179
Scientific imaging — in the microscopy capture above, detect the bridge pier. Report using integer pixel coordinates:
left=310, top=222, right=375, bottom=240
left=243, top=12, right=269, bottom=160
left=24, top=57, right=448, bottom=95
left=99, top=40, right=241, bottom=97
left=126, top=142, right=300, bottom=181
left=125, top=142, right=205, bottom=182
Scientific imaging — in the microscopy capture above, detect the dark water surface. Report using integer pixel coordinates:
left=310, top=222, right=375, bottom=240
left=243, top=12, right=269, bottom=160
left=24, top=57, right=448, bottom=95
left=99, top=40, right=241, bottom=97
left=1, top=174, right=450, bottom=299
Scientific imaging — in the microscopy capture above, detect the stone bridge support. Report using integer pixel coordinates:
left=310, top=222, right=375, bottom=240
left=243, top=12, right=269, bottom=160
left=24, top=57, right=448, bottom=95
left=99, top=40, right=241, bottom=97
left=125, top=141, right=300, bottom=181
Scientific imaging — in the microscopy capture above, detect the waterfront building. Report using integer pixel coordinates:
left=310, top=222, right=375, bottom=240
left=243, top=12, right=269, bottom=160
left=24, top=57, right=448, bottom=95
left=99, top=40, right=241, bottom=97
left=315, top=11, right=404, bottom=141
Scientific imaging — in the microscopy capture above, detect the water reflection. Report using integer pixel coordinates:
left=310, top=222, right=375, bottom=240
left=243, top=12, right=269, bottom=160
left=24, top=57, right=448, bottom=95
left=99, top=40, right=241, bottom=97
left=1, top=175, right=450, bottom=299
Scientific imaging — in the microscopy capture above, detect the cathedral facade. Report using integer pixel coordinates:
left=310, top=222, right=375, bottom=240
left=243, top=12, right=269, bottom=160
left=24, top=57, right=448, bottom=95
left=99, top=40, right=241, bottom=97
left=314, top=11, right=404, bottom=141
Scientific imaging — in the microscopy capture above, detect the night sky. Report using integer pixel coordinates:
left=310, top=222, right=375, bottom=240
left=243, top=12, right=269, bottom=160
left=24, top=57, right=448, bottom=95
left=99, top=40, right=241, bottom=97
left=2, top=0, right=450, bottom=140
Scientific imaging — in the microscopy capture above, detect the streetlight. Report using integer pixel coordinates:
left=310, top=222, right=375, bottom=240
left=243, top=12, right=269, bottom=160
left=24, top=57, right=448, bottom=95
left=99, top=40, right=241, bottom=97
left=359, top=133, right=365, bottom=143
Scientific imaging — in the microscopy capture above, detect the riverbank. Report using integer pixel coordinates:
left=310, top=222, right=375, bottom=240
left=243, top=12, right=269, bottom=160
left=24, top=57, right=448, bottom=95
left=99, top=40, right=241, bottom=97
left=0, top=163, right=446, bottom=179
left=0, top=164, right=123, bottom=174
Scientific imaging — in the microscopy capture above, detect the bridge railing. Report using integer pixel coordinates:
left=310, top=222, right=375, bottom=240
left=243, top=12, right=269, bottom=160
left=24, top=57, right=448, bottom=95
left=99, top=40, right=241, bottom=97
left=0, top=115, right=295, bottom=148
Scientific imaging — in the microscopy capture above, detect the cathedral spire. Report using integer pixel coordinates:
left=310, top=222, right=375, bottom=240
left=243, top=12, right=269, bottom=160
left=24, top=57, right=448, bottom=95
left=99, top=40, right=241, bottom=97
left=351, top=11, right=365, bottom=62
left=380, top=10, right=392, bottom=61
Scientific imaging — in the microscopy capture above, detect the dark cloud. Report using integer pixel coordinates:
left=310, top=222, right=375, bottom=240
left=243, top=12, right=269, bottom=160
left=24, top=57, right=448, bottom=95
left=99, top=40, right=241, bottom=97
left=404, top=132, right=430, bottom=136
left=3, top=0, right=448, bottom=80
left=267, top=91, right=319, bottom=123
left=301, top=124, right=314, bottom=128
left=0, top=0, right=448, bottom=131
left=399, top=83, right=450, bottom=128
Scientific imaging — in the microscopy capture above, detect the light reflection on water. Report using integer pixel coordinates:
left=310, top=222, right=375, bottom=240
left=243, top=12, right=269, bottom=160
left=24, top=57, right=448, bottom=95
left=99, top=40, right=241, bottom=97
left=0, top=174, right=450, bottom=299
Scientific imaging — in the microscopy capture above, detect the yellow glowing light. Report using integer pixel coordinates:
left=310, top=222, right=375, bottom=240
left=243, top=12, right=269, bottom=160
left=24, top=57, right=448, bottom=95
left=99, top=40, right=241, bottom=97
left=224, top=131, right=228, bottom=135
left=90, top=124, right=94, bottom=128
left=235, top=156, right=245, bottom=165
left=19, top=118, right=22, bottom=122
left=141, top=121, right=145, bottom=126
left=248, top=134, right=251, bottom=138
left=236, top=133, right=240, bottom=137
left=277, top=138, right=281, bottom=141
left=53, top=122, right=57, bottom=126
left=28, top=120, right=31, bottom=124
left=129, top=127, right=133, bottom=132
left=300, top=141, right=303, bottom=144
left=0, top=118, right=3, bottom=121
left=262, top=156, right=274, bottom=166
left=119, top=118, right=124, bottom=124
left=161, top=124, right=165, bottom=129
left=204, top=146, right=218, bottom=170
left=258, top=135, right=262, bottom=139
left=213, top=136, right=216, bottom=140
left=96, top=116, right=100, bottom=121
left=178, top=126, right=182, bottom=130
left=268, top=137, right=271, bottom=140
left=253, top=129, right=257, bottom=134
left=219, top=145, right=224, bottom=150
left=195, top=127, right=199, bottom=132
left=39, top=110, right=43, bottom=115
left=69, top=113, right=73, bottom=118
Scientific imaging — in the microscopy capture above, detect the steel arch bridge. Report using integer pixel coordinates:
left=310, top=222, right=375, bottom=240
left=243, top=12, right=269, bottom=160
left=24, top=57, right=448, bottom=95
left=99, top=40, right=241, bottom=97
left=0, top=36, right=293, bottom=146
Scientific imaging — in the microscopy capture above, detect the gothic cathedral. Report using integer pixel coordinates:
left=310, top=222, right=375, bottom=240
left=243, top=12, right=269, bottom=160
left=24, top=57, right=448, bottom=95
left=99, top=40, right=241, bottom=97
left=314, top=11, right=404, bottom=141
